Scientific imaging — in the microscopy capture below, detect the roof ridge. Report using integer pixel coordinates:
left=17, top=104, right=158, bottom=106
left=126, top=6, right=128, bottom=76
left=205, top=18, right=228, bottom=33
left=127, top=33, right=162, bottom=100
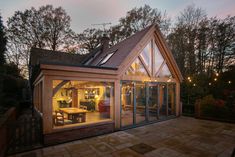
left=30, top=47, right=85, bottom=56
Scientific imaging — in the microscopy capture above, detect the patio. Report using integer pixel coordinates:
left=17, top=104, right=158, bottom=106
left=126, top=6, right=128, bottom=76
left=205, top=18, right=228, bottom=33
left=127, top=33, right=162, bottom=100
left=11, top=116, right=235, bottom=157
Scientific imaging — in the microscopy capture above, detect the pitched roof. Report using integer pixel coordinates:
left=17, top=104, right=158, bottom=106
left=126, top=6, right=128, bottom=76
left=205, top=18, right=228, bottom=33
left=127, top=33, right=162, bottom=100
left=88, top=25, right=154, bottom=68
left=30, top=25, right=153, bottom=69
left=30, top=48, right=90, bottom=67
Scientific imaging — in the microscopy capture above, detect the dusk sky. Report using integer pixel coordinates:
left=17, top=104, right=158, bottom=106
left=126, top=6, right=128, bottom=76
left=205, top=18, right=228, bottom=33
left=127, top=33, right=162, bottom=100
left=1, top=0, right=235, bottom=33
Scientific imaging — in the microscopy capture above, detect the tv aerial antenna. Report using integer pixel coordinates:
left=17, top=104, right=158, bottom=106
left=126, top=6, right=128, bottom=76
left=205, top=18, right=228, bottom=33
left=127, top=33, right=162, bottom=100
left=92, top=22, right=112, bottom=31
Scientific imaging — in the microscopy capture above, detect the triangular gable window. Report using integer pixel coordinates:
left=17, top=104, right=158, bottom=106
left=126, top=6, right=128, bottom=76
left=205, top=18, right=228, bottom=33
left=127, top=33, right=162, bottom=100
left=125, top=57, right=149, bottom=77
left=140, top=42, right=152, bottom=72
left=156, top=63, right=172, bottom=77
left=123, top=39, right=173, bottom=78
left=153, top=42, right=164, bottom=74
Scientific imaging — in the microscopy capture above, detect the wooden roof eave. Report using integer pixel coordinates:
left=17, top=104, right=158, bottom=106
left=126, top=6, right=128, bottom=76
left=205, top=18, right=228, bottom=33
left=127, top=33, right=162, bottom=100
left=40, top=64, right=119, bottom=76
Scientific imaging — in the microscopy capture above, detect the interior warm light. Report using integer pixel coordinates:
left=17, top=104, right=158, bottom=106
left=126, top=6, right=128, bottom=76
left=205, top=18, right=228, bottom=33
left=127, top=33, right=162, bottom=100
left=95, top=95, right=99, bottom=98
left=209, top=82, right=212, bottom=86
left=214, top=78, right=217, bottom=81
left=193, top=84, right=196, bottom=86
left=187, top=77, right=191, bottom=80
left=189, top=79, right=192, bottom=82
left=228, top=81, right=231, bottom=84
left=85, top=91, right=88, bottom=94
left=216, top=73, right=219, bottom=77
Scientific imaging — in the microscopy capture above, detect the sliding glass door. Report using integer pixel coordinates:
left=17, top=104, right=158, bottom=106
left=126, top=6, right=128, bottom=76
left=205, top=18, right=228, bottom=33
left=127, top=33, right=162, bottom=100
left=121, top=82, right=134, bottom=127
left=135, top=83, right=146, bottom=124
left=159, top=83, right=167, bottom=119
left=148, top=83, right=158, bottom=121
left=168, top=84, right=176, bottom=116
left=121, top=81, right=176, bottom=128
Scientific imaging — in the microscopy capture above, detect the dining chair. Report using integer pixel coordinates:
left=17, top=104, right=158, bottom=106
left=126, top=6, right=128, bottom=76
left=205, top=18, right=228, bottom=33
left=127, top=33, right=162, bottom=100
left=55, top=110, right=73, bottom=126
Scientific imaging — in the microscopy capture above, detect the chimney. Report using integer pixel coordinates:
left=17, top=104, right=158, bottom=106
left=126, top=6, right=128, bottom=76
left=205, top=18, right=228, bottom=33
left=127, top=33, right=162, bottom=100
left=101, top=34, right=109, bottom=52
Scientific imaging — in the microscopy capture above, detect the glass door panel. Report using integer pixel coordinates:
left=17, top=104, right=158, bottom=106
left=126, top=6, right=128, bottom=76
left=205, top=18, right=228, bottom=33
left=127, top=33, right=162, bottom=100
left=148, top=83, right=158, bottom=121
left=159, top=83, right=167, bottom=119
left=135, top=83, right=146, bottom=124
left=168, top=84, right=176, bottom=116
left=121, top=82, right=134, bottom=127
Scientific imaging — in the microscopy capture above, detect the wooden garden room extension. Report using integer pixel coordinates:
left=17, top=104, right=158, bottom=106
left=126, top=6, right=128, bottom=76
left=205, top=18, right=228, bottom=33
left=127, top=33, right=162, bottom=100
left=30, top=24, right=183, bottom=145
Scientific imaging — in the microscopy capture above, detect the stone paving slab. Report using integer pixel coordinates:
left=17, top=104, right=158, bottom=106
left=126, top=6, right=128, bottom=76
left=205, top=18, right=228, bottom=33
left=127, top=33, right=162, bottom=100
left=10, top=117, right=235, bottom=157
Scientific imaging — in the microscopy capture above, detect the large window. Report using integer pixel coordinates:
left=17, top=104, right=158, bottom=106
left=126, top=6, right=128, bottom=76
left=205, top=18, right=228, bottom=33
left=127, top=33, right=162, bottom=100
left=153, top=42, right=164, bottom=74
left=52, top=80, right=114, bottom=128
left=125, top=57, right=149, bottom=77
left=121, top=81, right=176, bottom=128
left=124, top=40, right=173, bottom=79
left=140, top=42, right=152, bottom=71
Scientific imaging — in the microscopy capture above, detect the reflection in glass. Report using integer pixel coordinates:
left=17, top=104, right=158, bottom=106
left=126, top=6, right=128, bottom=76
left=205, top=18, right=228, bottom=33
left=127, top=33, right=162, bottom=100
left=158, top=63, right=172, bottom=78
left=159, top=83, right=167, bottom=119
left=135, top=83, right=146, bottom=124
left=148, top=84, right=159, bottom=121
left=168, top=84, right=176, bottom=116
left=125, top=57, right=148, bottom=77
left=52, top=80, right=114, bottom=128
left=140, top=42, right=152, bottom=71
left=153, top=42, right=164, bottom=74
left=121, top=82, right=134, bottom=127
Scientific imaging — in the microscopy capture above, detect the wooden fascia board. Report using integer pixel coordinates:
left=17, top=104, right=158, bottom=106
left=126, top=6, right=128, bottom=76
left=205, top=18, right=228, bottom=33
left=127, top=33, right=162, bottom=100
left=40, top=64, right=118, bottom=75
left=154, top=29, right=183, bottom=82
left=41, top=69, right=119, bottom=80
left=117, top=25, right=155, bottom=77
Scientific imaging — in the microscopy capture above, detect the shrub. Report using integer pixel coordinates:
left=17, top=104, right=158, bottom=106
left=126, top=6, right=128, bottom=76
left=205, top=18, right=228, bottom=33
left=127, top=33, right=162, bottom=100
left=200, top=95, right=235, bottom=121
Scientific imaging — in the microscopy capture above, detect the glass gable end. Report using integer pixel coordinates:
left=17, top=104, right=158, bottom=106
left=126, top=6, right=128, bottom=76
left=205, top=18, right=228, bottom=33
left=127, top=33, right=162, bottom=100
left=125, top=57, right=149, bottom=77
left=124, top=39, right=173, bottom=79
left=157, top=63, right=172, bottom=77
left=153, top=42, right=164, bottom=74
left=140, top=42, right=152, bottom=72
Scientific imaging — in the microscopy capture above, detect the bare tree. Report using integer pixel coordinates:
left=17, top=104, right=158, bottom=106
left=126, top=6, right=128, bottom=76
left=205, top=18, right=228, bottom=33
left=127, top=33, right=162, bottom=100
left=6, top=5, right=76, bottom=77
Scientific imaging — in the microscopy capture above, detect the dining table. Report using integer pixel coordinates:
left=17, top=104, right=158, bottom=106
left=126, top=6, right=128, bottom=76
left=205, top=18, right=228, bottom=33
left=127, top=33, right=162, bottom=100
left=59, top=108, right=88, bottom=123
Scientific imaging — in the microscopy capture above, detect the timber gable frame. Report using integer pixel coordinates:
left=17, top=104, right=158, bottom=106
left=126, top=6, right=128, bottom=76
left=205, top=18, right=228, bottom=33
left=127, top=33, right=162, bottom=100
left=117, top=25, right=183, bottom=82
